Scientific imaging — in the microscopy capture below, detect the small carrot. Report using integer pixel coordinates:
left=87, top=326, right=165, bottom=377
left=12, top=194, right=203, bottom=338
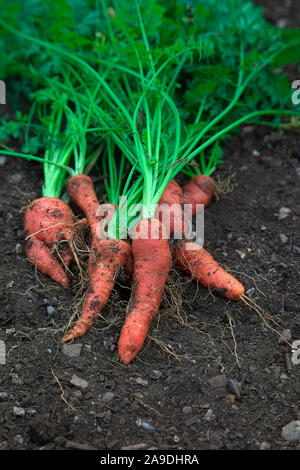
left=118, top=218, right=172, bottom=365
left=182, top=174, right=215, bottom=215
left=175, top=240, right=245, bottom=300
left=61, top=174, right=132, bottom=342
left=24, top=197, right=75, bottom=287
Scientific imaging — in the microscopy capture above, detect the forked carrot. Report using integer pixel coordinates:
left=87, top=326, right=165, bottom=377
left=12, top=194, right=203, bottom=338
left=62, top=237, right=132, bottom=341
left=24, top=197, right=75, bottom=287
left=118, top=218, right=172, bottom=365
left=175, top=240, right=245, bottom=300
left=61, top=174, right=132, bottom=342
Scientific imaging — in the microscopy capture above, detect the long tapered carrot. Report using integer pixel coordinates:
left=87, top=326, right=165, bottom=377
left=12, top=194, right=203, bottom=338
left=62, top=237, right=132, bottom=342
left=24, top=197, right=75, bottom=287
left=118, top=218, right=172, bottom=365
left=61, top=174, right=132, bottom=342
left=175, top=240, right=245, bottom=300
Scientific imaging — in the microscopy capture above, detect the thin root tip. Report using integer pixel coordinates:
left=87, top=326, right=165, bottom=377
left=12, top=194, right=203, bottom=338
left=120, top=357, right=132, bottom=366
left=118, top=349, right=136, bottom=366
left=61, top=332, right=75, bottom=344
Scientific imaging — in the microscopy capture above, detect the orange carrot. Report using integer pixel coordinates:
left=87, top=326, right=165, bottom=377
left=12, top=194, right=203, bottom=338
left=26, top=236, right=70, bottom=288
left=156, top=179, right=185, bottom=235
left=24, top=197, right=75, bottom=287
left=159, top=179, right=184, bottom=206
left=182, top=174, right=215, bottom=215
left=118, top=218, right=172, bottom=365
left=66, top=174, right=101, bottom=235
left=62, top=237, right=132, bottom=342
left=61, top=174, right=132, bottom=342
left=175, top=240, right=245, bottom=300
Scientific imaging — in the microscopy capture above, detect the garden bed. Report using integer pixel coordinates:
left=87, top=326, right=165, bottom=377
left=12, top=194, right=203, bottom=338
left=0, top=0, right=299, bottom=451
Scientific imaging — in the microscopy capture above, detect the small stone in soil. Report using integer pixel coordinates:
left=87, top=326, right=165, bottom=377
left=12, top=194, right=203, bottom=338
left=281, top=421, right=300, bottom=442
left=70, top=375, right=88, bottom=389
left=64, top=440, right=96, bottom=450
left=246, top=287, right=255, bottom=297
left=15, top=243, right=22, bottom=254
left=208, top=374, right=228, bottom=388
left=13, top=406, right=25, bottom=417
left=280, top=373, right=288, bottom=380
left=46, top=306, right=55, bottom=315
left=278, top=329, right=292, bottom=344
left=62, top=343, right=83, bottom=358
left=235, top=249, right=246, bottom=259
left=259, top=441, right=271, bottom=450
left=72, top=389, right=83, bottom=400
left=14, top=435, right=24, bottom=445
left=121, top=443, right=149, bottom=450
left=228, top=379, right=242, bottom=399
left=278, top=207, right=291, bottom=220
left=204, top=409, right=214, bottom=421
left=150, top=370, right=162, bottom=380
left=0, top=392, right=8, bottom=400
left=103, top=410, right=112, bottom=423
left=225, top=394, right=235, bottom=405
left=101, top=391, right=115, bottom=403
left=183, top=406, right=192, bottom=415
left=11, top=374, right=23, bottom=385
left=279, top=234, right=288, bottom=244
left=136, top=420, right=155, bottom=431
left=133, top=377, right=148, bottom=386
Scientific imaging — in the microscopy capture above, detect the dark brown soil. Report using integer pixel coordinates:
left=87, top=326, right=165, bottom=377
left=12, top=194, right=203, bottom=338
left=0, top=0, right=299, bottom=452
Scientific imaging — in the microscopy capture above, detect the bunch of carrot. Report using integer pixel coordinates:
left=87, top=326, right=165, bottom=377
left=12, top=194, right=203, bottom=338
left=1, top=0, right=300, bottom=367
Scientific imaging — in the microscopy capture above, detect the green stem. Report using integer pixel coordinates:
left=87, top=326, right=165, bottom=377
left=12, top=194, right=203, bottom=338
left=170, top=109, right=300, bottom=179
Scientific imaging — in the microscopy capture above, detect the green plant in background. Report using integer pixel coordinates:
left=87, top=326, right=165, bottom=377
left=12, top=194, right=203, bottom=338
left=1, top=0, right=300, bottom=180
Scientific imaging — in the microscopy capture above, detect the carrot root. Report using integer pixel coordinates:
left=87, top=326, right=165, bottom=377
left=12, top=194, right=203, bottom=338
left=183, top=174, right=215, bottom=215
left=26, top=235, right=69, bottom=288
left=175, top=240, right=245, bottom=300
left=24, top=197, right=75, bottom=286
left=61, top=238, right=132, bottom=342
left=118, top=218, right=172, bottom=365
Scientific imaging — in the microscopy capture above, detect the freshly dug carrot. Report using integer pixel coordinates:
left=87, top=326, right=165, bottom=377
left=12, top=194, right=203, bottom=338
left=62, top=237, right=132, bottom=342
left=26, top=236, right=70, bottom=288
left=159, top=179, right=184, bottom=206
left=175, top=240, right=245, bottom=300
left=66, top=174, right=101, bottom=235
left=156, top=179, right=185, bottom=236
left=118, top=218, right=172, bottom=365
left=24, top=197, right=75, bottom=287
left=182, top=174, right=215, bottom=214
left=62, top=174, right=133, bottom=342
